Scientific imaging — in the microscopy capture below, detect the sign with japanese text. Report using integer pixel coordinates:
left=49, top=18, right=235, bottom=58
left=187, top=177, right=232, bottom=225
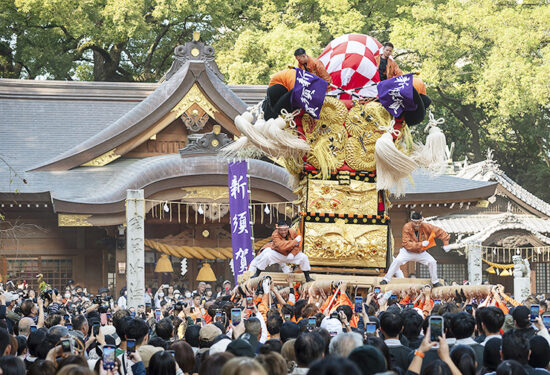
left=290, top=68, right=328, bottom=119
left=228, top=161, right=254, bottom=283
left=377, top=73, right=417, bottom=118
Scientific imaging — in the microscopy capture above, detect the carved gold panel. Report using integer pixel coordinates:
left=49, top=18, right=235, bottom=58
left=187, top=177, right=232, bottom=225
left=58, top=214, right=93, bottom=227
left=304, top=220, right=388, bottom=267
left=171, top=84, right=218, bottom=120
left=181, top=186, right=228, bottom=201
left=306, top=179, right=377, bottom=216
left=81, top=149, right=121, bottom=167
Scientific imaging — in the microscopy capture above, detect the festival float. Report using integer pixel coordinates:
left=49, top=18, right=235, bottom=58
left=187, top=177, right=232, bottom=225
left=224, top=34, right=448, bottom=280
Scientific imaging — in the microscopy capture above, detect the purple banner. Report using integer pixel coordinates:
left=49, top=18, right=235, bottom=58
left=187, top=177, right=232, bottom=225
left=290, top=68, right=328, bottom=119
left=228, top=161, right=254, bottom=284
left=377, top=73, right=417, bottom=117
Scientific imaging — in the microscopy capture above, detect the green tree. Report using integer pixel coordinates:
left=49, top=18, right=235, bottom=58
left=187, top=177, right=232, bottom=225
left=390, top=0, right=550, bottom=200
left=1, top=0, right=253, bottom=80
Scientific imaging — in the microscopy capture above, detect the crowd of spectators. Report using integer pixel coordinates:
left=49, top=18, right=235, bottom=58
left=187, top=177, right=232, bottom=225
left=0, top=277, right=549, bottom=375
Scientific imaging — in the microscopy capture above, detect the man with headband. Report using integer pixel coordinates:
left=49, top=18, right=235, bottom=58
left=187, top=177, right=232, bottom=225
left=249, top=218, right=314, bottom=282
left=381, top=212, right=450, bottom=287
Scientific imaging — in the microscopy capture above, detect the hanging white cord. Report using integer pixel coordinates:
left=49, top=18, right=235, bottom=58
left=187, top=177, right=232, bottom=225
left=279, top=109, right=301, bottom=128
left=424, top=110, right=445, bottom=133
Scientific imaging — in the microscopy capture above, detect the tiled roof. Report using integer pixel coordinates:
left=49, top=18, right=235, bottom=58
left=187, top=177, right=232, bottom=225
left=426, top=213, right=550, bottom=234
left=456, top=150, right=550, bottom=217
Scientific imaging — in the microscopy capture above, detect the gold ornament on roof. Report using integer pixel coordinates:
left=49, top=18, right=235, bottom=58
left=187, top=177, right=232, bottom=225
left=58, top=214, right=93, bottom=227
left=81, top=149, right=121, bottom=167
left=171, top=84, right=218, bottom=120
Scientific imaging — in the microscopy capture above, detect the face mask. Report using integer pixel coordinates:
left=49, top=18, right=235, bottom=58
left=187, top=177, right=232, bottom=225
left=64, top=293, right=71, bottom=299
left=185, top=292, right=192, bottom=298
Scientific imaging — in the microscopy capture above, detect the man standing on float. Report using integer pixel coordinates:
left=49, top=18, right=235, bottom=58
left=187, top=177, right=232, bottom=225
left=381, top=212, right=450, bottom=287
left=249, top=218, right=314, bottom=282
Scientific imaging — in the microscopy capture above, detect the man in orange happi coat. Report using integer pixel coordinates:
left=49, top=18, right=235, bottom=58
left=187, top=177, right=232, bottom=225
left=381, top=212, right=450, bottom=287
left=248, top=218, right=314, bottom=282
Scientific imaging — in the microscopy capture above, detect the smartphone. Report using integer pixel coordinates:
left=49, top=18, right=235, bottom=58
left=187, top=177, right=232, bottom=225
left=30, top=325, right=37, bottom=333
left=465, top=304, right=473, bottom=313
left=102, top=345, right=116, bottom=370
left=530, top=304, right=540, bottom=322
left=106, top=313, right=111, bottom=320
left=126, top=339, right=136, bottom=353
left=434, top=299, right=441, bottom=305
left=542, top=314, right=550, bottom=329
left=366, top=322, right=377, bottom=334
left=406, top=303, right=414, bottom=309
left=215, top=310, right=223, bottom=323
left=389, top=295, right=397, bottom=305
left=155, top=309, right=162, bottom=321
left=330, top=312, right=339, bottom=320
left=374, top=287, right=381, bottom=294
left=64, top=314, right=70, bottom=322
left=231, top=308, right=242, bottom=326
left=246, top=296, right=254, bottom=309
left=284, top=314, right=291, bottom=321
left=429, top=316, right=444, bottom=342
left=93, top=322, right=100, bottom=336
left=166, top=350, right=175, bottom=357
left=100, top=313, right=108, bottom=326
left=354, top=297, right=363, bottom=313
left=307, top=317, right=316, bottom=331
left=195, top=318, right=203, bottom=326
left=61, top=338, right=72, bottom=353
left=66, top=323, right=73, bottom=330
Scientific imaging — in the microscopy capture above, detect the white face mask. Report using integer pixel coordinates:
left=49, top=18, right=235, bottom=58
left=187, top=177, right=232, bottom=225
left=64, top=293, right=71, bottom=299
left=185, top=292, right=192, bottom=298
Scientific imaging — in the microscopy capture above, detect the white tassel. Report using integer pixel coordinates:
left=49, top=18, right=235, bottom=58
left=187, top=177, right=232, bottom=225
left=220, top=136, right=250, bottom=158
left=375, top=132, right=418, bottom=196
left=265, top=118, right=310, bottom=155
left=413, top=111, right=448, bottom=171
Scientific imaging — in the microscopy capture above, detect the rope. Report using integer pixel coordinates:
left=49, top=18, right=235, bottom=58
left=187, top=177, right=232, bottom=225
left=424, top=110, right=445, bottom=133
left=482, top=256, right=533, bottom=270
left=379, top=118, right=401, bottom=138
left=279, top=109, right=301, bottom=128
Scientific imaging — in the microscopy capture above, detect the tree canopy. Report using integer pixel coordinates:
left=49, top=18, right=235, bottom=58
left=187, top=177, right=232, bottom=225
left=1, top=0, right=549, bottom=200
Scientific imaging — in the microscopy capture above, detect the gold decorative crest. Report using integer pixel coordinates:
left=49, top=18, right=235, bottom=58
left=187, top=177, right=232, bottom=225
left=181, top=186, right=228, bottom=201
left=81, top=149, right=121, bottom=167
left=171, top=84, right=218, bottom=120
left=58, top=214, right=93, bottom=227
left=306, top=179, right=378, bottom=216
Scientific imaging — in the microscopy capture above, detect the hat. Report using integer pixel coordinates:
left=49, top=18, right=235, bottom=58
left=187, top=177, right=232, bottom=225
left=512, top=305, right=530, bottom=328
left=3, top=292, right=18, bottom=303
left=226, top=339, right=255, bottom=358
left=348, top=345, right=387, bottom=375
left=280, top=322, right=300, bottom=343
left=320, top=318, right=343, bottom=336
left=209, top=338, right=232, bottom=355
left=138, top=345, right=163, bottom=368
left=98, top=288, right=109, bottom=294
left=223, top=280, right=231, bottom=286
left=199, top=324, right=222, bottom=343
left=174, top=290, right=181, bottom=295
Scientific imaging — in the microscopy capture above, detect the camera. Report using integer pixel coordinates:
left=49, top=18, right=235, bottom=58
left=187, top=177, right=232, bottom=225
left=40, top=288, right=58, bottom=301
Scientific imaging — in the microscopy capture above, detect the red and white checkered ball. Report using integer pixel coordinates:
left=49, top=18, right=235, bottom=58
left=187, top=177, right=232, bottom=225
left=318, top=33, right=383, bottom=99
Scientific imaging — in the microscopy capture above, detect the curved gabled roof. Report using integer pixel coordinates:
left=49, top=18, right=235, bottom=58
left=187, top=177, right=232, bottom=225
left=51, top=155, right=294, bottom=214
left=29, top=56, right=248, bottom=172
